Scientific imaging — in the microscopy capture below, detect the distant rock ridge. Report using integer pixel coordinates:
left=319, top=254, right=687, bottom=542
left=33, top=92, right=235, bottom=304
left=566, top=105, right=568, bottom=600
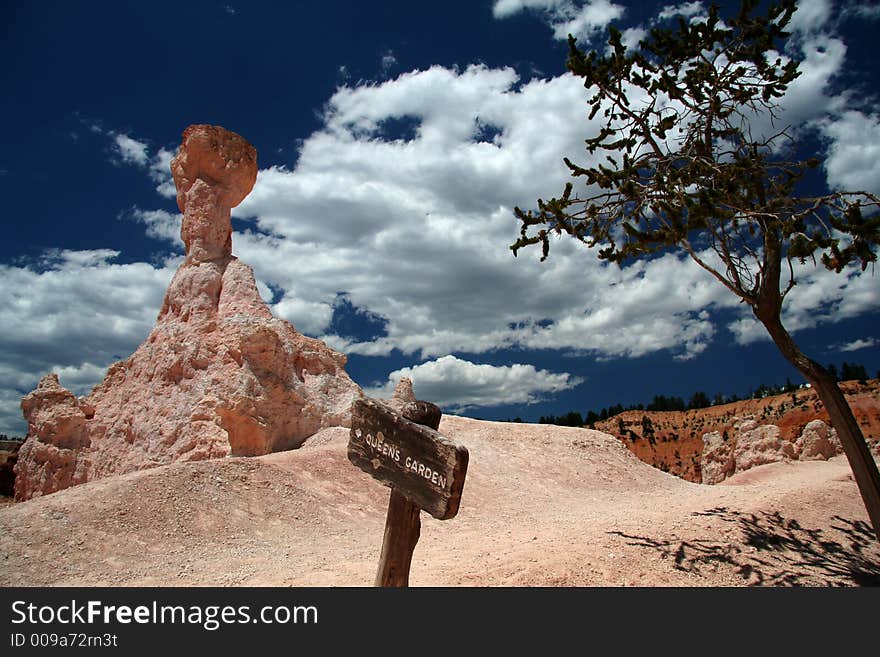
left=593, top=380, right=880, bottom=483
left=14, top=124, right=363, bottom=501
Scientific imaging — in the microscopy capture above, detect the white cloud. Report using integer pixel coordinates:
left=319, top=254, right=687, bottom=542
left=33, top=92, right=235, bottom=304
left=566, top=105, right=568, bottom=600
left=149, top=148, right=177, bottom=199
left=778, top=3, right=880, bottom=199
left=789, top=0, right=832, bottom=35
left=365, top=355, right=583, bottom=410
left=820, top=110, right=880, bottom=195
left=492, top=0, right=566, bottom=19
left=225, top=53, right=876, bottom=367
left=130, top=208, right=182, bottom=245
left=272, top=295, right=334, bottom=336
left=778, top=35, right=847, bottom=128
left=40, top=248, right=122, bottom=269
left=0, top=251, right=176, bottom=434
left=493, top=0, right=624, bottom=41
left=554, top=0, right=624, bottom=40
left=101, top=128, right=176, bottom=198
left=51, top=362, right=115, bottom=395
left=657, top=1, right=704, bottom=22
left=619, top=26, right=647, bottom=50
left=113, top=134, right=149, bottom=167
left=727, top=261, right=880, bottom=345
left=840, top=337, right=877, bottom=352
left=228, top=65, right=741, bottom=363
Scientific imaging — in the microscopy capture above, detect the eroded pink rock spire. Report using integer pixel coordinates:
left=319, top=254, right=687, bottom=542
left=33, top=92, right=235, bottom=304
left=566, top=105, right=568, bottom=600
left=15, top=125, right=363, bottom=500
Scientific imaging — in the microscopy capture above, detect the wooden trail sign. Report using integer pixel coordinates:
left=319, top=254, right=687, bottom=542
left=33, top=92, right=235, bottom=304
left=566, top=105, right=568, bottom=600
left=349, top=398, right=468, bottom=520
left=348, top=397, right=469, bottom=586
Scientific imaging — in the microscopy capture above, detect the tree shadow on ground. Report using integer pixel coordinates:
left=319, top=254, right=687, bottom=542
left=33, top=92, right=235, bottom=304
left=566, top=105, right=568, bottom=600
left=609, top=507, right=880, bottom=586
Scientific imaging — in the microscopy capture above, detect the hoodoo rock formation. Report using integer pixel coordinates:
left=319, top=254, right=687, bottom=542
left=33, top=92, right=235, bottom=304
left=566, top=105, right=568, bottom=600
left=14, top=125, right=363, bottom=500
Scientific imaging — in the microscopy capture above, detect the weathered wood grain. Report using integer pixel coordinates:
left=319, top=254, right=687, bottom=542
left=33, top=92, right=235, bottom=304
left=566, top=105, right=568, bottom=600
left=348, top=398, right=468, bottom=520
left=374, top=488, right=421, bottom=587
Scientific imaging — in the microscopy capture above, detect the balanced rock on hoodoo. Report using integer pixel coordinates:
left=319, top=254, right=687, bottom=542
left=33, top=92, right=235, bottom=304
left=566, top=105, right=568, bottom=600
left=14, top=125, right=363, bottom=501
left=383, top=376, right=442, bottom=428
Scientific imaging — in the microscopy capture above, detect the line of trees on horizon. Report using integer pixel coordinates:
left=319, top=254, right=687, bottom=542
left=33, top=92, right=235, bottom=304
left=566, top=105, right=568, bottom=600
left=528, top=360, right=876, bottom=428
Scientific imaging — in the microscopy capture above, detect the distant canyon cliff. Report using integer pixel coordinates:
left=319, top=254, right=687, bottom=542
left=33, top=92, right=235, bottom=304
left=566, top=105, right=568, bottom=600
left=594, top=379, right=880, bottom=483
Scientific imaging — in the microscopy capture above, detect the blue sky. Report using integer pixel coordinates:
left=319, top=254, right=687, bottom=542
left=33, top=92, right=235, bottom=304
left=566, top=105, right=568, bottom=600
left=2, top=0, right=879, bottom=435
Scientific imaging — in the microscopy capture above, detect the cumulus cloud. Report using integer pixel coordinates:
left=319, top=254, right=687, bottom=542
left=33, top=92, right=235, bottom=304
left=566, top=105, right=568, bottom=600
left=130, top=208, right=182, bottom=245
left=657, top=1, right=705, bottom=21
left=149, top=148, right=177, bottom=199
left=619, top=26, right=647, bottom=50
left=727, top=261, right=880, bottom=345
left=840, top=337, right=877, bottom=352
left=820, top=110, right=880, bottom=195
left=272, top=294, right=335, bottom=336
left=779, top=2, right=880, bottom=197
left=492, top=0, right=566, bottom=19
left=229, top=65, right=746, bottom=363
left=492, top=0, right=700, bottom=44
left=493, top=0, right=624, bottom=41
left=778, top=34, right=847, bottom=128
left=227, top=57, right=877, bottom=369
left=0, top=251, right=175, bottom=433
left=113, top=134, right=149, bottom=167
left=789, top=0, right=832, bottom=35
left=227, top=41, right=877, bottom=366
left=365, top=355, right=583, bottom=410
left=4, top=0, right=876, bottom=432
left=97, top=126, right=176, bottom=199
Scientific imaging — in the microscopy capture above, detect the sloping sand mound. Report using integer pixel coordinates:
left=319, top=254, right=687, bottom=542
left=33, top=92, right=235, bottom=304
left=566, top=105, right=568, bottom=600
left=1, top=417, right=878, bottom=586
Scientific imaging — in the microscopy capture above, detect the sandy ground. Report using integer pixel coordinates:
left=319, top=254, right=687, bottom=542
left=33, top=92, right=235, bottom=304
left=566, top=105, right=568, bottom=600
left=1, top=416, right=878, bottom=587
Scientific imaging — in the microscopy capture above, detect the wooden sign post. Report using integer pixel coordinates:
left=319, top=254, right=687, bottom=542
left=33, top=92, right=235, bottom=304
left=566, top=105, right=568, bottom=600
left=348, top=397, right=469, bottom=586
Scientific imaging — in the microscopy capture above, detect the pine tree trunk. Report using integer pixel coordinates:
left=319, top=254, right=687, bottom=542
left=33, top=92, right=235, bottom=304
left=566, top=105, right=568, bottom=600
left=757, top=312, right=880, bottom=543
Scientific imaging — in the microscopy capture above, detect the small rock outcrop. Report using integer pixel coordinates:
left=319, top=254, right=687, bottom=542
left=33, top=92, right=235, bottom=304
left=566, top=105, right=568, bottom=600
left=15, top=125, right=363, bottom=500
left=701, top=416, right=843, bottom=484
left=700, top=431, right=735, bottom=485
left=733, top=423, right=796, bottom=472
left=794, top=419, right=842, bottom=461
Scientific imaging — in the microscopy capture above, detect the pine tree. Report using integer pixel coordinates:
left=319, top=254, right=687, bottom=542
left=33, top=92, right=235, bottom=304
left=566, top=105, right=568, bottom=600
left=688, top=391, right=711, bottom=409
left=510, top=0, right=880, bottom=541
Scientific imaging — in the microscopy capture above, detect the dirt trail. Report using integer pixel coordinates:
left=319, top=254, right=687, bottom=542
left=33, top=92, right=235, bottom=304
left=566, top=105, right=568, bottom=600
left=1, top=418, right=878, bottom=586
